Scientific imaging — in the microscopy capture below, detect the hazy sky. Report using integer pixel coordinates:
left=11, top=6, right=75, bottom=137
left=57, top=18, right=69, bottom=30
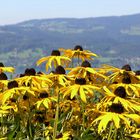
left=1, top=0, right=140, bottom=25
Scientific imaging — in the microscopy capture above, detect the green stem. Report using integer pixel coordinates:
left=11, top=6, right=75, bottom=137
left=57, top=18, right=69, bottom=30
left=107, top=123, right=113, bottom=140
left=1, top=114, right=4, bottom=135
left=27, top=96, right=34, bottom=140
left=120, top=127, right=125, bottom=140
left=78, top=54, right=80, bottom=66
left=81, top=102, right=86, bottom=130
left=114, top=128, right=118, bottom=140
left=71, top=57, right=74, bottom=68
left=53, top=91, right=60, bottom=140
left=76, top=95, right=86, bottom=133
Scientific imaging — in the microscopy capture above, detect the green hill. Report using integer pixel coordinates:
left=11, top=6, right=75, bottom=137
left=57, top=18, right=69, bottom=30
left=0, top=14, right=140, bottom=73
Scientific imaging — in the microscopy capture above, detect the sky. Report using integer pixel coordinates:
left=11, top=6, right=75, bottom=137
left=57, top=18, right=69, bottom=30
left=0, top=0, right=140, bottom=25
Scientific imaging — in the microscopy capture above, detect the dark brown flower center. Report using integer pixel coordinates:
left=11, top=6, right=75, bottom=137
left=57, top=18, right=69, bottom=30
left=56, top=133, right=63, bottom=139
left=45, top=121, right=50, bottom=126
left=10, top=98, right=16, bottom=102
left=122, top=72, right=131, bottom=84
left=121, top=64, right=131, bottom=71
left=23, top=94, right=29, bottom=100
left=112, top=81, right=118, bottom=84
left=55, top=65, right=66, bottom=74
left=135, top=70, right=140, bottom=76
left=51, top=50, right=60, bottom=56
left=0, top=62, right=4, bottom=67
left=74, top=45, right=83, bottom=51
left=75, top=78, right=86, bottom=85
left=0, top=73, right=7, bottom=80
left=108, top=103, right=124, bottom=114
left=35, top=115, right=45, bottom=123
left=114, top=86, right=126, bottom=98
left=8, top=80, right=18, bottom=89
left=67, top=95, right=76, bottom=101
left=122, top=77, right=131, bottom=84
left=81, top=60, right=91, bottom=67
left=39, top=92, right=49, bottom=98
left=25, top=68, right=36, bottom=76
left=19, top=74, right=25, bottom=77
left=37, top=71, right=43, bottom=75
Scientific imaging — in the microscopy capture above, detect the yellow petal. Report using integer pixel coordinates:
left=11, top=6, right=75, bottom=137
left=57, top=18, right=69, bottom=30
left=125, top=114, right=140, bottom=124
left=36, top=100, right=43, bottom=109
left=129, top=85, right=139, bottom=97
left=80, top=86, right=87, bottom=103
left=36, top=57, right=49, bottom=66
left=43, top=99, right=50, bottom=108
left=112, top=114, right=120, bottom=128
left=1, top=67, right=15, bottom=73
left=71, top=86, right=79, bottom=99
left=129, top=134, right=140, bottom=138
left=98, top=113, right=112, bottom=132
left=103, top=86, right=114, bottom=96
left=2, top=90, right=14, bottom=104
left=56, top=57, right=61, bottom=66
left=119, top=114, right=130, bottom=127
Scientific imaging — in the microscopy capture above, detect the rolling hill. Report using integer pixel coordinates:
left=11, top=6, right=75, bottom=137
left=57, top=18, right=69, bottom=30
left=0, top=13, right=140, bottom=73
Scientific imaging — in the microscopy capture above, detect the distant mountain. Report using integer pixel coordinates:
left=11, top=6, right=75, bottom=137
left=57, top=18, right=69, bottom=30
left=0, top=13, right=140, bottom=72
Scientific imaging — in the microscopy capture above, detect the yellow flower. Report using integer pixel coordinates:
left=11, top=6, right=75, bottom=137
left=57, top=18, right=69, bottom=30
left=61, top=78, right=100, bottom=102
left=1, top=81, right=35, bottom=104
left=49, top=66, right=71, bottom=87
left=108, top=83, right=140, bottom=97
left=36, top=50, right=71, bottom=71
left=95, top=64, right=138, bottom=84
left=15, top=74, right=52, bottom=88
left=94, top=64, right=121, bottom=74
left=68, top=66, right=107, bottom=81
left=36, top=96, right=57, bottom=109
left=60, top=46, right=98, bottom=61
left=98, top=86, right=140, bottom=112
left=92, top=103, right=140, bottom=133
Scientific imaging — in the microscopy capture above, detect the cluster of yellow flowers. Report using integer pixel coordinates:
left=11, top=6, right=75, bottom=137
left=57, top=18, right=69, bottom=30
left=0, top=45, right=140, bottom=139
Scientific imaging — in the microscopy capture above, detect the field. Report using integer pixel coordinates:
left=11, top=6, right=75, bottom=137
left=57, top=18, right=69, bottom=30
left=0, top=46, right=140, bottom=140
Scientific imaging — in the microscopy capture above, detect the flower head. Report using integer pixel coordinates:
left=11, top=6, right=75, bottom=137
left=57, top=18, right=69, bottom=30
left=36, top=50, right=71, bottom=71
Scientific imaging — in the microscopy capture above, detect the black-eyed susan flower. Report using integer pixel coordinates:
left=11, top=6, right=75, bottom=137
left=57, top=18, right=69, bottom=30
left=49, top=65, right=71, bottom=87
left=36, top=50, right=71, bottom=71
left=15, top=73, right=52, bottom=89
left=1, top=80, right=35, bottom=105
left=108, top=82, right=140, bottom=97
left=98, top=86, right=140, bottom=112
left=92, top=103, right=140, bottom=133
left=93, top=64, right=121, bottom=75
left=96, top=64, right=138, bottom=84
left=36, top=96, right=57, bottom=109
left=35, top=90, right=57, bottom=109
left=60, top=45, right=98, bottom=63
left=61, top=78, right=100, bottom=103
left=68, top=60, right=107, bottom=83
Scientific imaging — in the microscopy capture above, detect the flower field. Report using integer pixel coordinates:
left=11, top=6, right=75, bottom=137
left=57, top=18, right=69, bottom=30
left=0, top=45, right=140, bottom=140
